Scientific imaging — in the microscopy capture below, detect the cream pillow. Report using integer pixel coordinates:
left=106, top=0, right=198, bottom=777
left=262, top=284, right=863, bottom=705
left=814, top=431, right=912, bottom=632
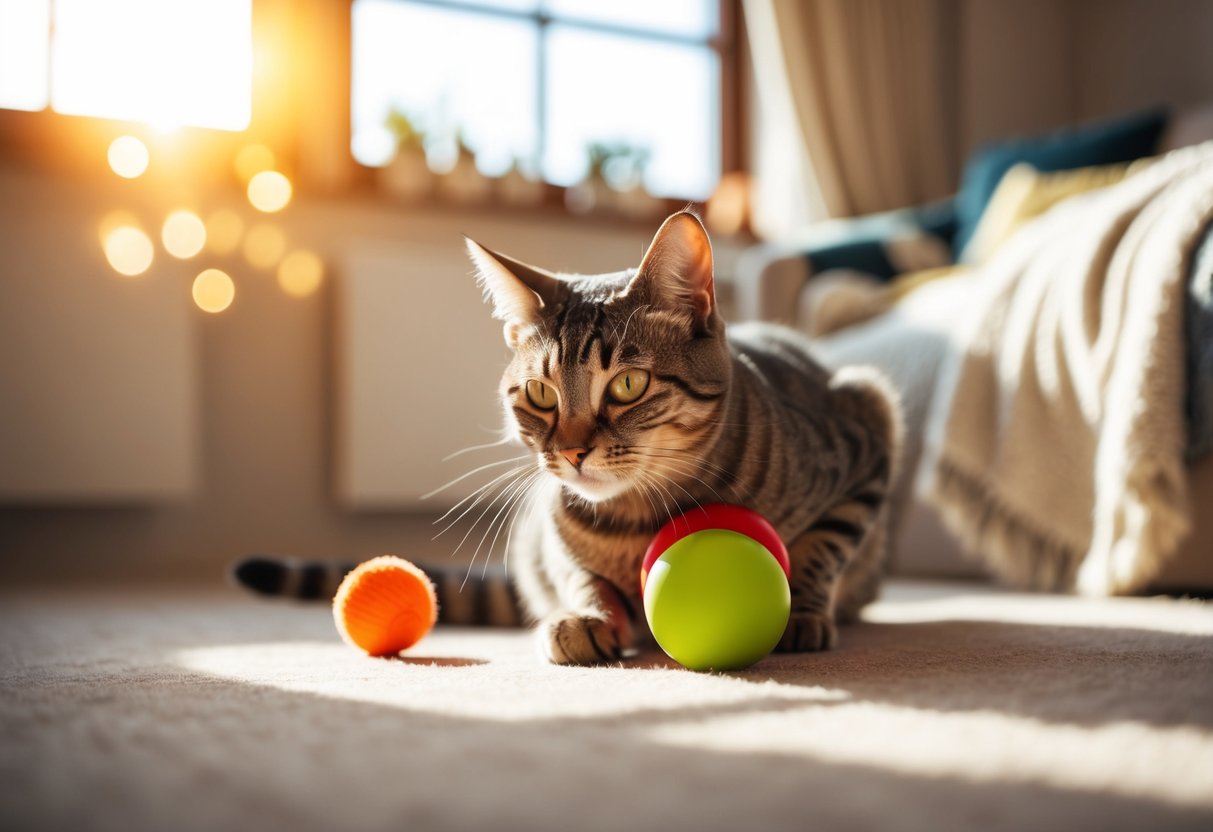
left=960, top=160, right=1140, bottom=265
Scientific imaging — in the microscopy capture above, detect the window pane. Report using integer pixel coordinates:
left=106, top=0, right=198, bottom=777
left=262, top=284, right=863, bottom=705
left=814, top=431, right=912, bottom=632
left=443, top=0, right=539, bottom=11
left=544, top=26, right=719, bottom=199
left=51, top=0, right=251, bottom=131
left=352, top=1, right=539, bottom=174
left=0, top=0, right=50, bottom=112
left=544, top=0, right=718, bottom=38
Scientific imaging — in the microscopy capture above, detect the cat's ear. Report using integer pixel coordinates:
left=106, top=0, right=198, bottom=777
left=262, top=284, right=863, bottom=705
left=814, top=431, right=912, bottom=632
left=465, top=238, right=565, bottom=347
left=631, top=211, right=716, bottom=328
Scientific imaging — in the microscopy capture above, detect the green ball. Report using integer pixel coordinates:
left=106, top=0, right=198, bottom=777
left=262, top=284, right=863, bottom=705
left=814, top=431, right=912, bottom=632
left=643, top=529, right=791, bottom=671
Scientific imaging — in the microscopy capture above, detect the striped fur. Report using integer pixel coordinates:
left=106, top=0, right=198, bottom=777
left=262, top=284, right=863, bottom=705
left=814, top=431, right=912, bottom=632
left=234, top=212, right=901, bottom=663
left=470, top=212, right=902, bottom=664
left=230, top=556, right=525, bottom=628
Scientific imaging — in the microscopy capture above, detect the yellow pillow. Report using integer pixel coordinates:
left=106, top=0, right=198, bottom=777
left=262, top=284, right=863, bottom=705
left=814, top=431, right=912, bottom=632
left=961, top=160, right=1141, bottom=265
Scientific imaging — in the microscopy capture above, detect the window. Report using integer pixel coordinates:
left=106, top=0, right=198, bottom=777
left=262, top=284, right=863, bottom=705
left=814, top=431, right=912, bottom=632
left=0, top=0, right=252, bottom=131
left=351, top=0, right=722, bottom=200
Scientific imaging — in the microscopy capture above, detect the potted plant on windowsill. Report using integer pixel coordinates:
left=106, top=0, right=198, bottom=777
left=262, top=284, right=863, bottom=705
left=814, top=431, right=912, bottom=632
left=436, top=130, right=492, bottom=205
left=380, top=107, right=434, bottom=202
left=565, top=142, right=661, bottom=218
left=496, top=157, right=545, bottom=208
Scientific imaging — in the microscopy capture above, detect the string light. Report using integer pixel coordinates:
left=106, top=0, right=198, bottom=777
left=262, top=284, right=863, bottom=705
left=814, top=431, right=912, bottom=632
left=243, top=223, right=286, bottom=269
left=161, top=210, right=207, bottom=259
left=247, top=170, right=292, bottom=213
left=192, top=269, right=235, bottom=313
left=206, top=209, right=245, bottom=255
left=107, top=136, right=149, bottom=179
left=277, top=250, right=324, bottom=298
left=103, top=225, right=154, bottom=276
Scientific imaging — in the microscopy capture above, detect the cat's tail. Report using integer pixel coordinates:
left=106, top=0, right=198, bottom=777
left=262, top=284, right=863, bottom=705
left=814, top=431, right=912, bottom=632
left=230, top=556, right=526, bottom=628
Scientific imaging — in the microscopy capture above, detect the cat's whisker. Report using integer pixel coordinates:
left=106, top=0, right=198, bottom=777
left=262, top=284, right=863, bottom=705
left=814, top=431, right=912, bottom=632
left=449, top=467, right=531, bottom=560
left=631, top=475, right=668, bottom=528
left=533, top=320, right=555, bottom=356
left=635, top=471, right=677, bottom=527
left=488, top=472, right=539, bottom=580
left=507, top=478, right=547, bottom=579
left=422, top=454, right=532, bottom=501
left=432, top=462, right=533, bottom=528
left=477, top=470, right=540, bottom=581
left=647, top=461, right=718, bottom=510
left=432, top=465, right=530, bottom=540
left=442, top=436, right=516, bottom=462
left=464, top=473, right=528, bottom=583
left=630, top=473, right=659, bottom=519
left=644, top=454, right=744, bottom=504
left=650, top=465, right=708, bottom=519
left=635, top=444, right=774, bottom=466
left=617, top=303, right=651, bottom=344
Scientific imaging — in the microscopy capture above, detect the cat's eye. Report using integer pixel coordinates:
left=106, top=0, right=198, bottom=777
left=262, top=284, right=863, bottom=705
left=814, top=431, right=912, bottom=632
left=526, top=380, right=558, bottom=411
left=607, top=369, right=650, bottom=404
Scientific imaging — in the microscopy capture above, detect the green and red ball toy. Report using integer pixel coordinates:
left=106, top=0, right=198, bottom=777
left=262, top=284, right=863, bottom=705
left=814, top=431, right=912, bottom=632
left=641, top=504, right=791, bottom=672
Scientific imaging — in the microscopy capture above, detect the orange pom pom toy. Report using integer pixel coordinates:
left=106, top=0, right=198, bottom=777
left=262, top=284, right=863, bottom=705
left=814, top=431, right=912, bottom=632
left=333, top=556, right=438, bottom=657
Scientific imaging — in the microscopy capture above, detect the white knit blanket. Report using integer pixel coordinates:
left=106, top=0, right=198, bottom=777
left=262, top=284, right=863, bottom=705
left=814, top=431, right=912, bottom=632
left=921, top=141, right=1213, bottom=594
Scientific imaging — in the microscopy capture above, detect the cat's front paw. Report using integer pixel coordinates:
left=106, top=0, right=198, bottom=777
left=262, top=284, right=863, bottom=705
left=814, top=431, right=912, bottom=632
left=775, top=611, right=838, bottom=653
left=540, top=612, right=624, bottom=665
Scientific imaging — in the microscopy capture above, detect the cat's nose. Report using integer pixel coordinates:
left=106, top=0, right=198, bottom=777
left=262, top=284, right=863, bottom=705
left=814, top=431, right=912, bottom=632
left=560, top=447, right=590, bottom=470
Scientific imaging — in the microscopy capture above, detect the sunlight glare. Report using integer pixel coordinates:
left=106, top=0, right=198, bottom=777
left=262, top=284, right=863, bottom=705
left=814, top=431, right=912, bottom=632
left=51, top=0, right=252, bottom=131
left=0, top=0, right=50, bottom=112
left=103, top=226, right=155, bottom=277
left=162, top=210, right=207, bottom=259
left=192, top=269, right=235, bottom=313
left=247, top=171, right=292, bottom=213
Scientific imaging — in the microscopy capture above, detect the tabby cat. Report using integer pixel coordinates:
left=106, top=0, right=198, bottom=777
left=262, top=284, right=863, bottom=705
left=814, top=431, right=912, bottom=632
left=467, top=211, right=899, bottom=663
left=236, top=211, right=900, bottom=665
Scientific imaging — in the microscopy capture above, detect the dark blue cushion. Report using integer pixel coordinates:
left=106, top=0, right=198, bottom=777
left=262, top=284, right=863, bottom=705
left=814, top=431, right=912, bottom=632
left=953, top=108, right=1169, bottom=257
left=800, top=198, right=958, bottom=283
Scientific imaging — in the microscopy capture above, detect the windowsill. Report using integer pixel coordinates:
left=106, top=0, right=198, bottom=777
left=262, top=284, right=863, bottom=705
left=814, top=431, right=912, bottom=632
left=0, top=151, right=756, bottom=290
left=0, top=109, right=751, bottom=245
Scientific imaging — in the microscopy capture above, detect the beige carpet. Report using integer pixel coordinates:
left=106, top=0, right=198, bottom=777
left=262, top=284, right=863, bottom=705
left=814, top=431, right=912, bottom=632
left=2, top=580, right=1211, bottom=832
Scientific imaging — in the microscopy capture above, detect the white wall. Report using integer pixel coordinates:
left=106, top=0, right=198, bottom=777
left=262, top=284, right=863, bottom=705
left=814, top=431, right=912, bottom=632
left=0, top=168, right=197, bottom=503
left=959, top=0, right=1213, bottom=159
left=0, top=164, right=745, bottom=584
left=958, top=0, right=1076, bottom=157
left=1074, top=0, right=1213, bottom=121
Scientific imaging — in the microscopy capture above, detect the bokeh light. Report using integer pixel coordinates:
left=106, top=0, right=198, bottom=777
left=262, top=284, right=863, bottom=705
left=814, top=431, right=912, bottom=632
left=192, top=268, right=235, bottom=313
left=234, top=144, right=275, bottom=183
left=705, top=171, right=750, bottom=237
left=206, top=209, right=244, bottom=255
left=243, top=223, right=287, bottom=269
left=247, top=170, right=292, bottom=213
left=98, top=210, right=141, bottom=244
left=161, top=210, right=207, bottom=259
left=107, top=135, right=149, bottom=179
left=103, top=225, right=154, bottom=277
left=277, top=250, right=325, bottom=298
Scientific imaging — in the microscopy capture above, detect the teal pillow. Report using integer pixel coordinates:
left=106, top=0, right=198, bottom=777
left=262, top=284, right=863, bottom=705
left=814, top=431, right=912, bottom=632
left=952, top=108, right=1169, bottom=257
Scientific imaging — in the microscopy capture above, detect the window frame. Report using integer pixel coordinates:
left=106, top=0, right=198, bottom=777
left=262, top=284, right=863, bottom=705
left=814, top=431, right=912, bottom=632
left=0, top=0, right=744, bottom=214
left=346, top=0, right=742, bottom=204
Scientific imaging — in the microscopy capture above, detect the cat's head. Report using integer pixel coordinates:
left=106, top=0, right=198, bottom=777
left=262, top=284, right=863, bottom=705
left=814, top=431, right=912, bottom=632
left=467, top=212, right=731, bottom=503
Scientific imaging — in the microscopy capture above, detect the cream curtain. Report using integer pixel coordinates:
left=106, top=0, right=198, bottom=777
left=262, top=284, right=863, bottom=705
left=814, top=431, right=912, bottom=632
left=745, top=0, right=957, bottom=234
